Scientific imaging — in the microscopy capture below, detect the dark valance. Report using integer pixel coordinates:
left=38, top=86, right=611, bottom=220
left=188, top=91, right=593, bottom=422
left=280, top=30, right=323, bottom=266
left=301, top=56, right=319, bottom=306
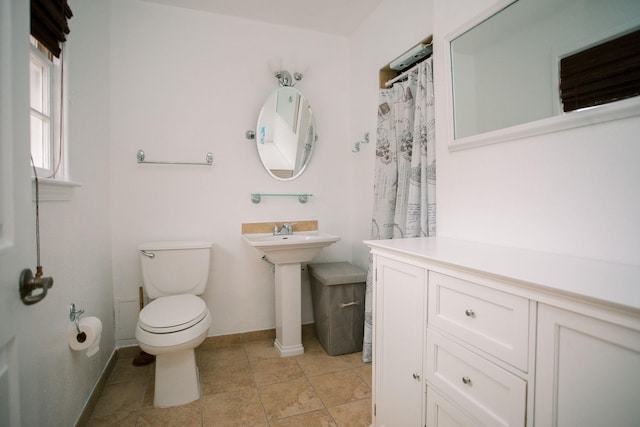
left=30, top=0, right=73, bottom=58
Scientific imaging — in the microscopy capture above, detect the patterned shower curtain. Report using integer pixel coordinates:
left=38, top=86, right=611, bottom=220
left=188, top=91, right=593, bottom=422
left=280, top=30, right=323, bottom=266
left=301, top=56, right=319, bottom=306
left=362, top=58, right=436, bottom=363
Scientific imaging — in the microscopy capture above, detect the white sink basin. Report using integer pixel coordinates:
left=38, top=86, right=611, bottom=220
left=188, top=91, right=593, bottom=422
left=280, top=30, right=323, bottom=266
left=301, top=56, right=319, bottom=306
left=242, top=231, right=340, bottom=264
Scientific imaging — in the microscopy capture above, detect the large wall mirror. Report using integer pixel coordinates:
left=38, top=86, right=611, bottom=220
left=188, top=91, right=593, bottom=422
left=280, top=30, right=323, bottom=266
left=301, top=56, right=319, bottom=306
left=255, top=87, right=316, bottom=180
left=448, top=0, right=640, bottom=149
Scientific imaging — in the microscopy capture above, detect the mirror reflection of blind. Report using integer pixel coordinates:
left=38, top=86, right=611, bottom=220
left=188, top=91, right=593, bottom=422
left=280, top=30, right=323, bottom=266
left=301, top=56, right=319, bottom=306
left=560, top=28, right=640, bottom=113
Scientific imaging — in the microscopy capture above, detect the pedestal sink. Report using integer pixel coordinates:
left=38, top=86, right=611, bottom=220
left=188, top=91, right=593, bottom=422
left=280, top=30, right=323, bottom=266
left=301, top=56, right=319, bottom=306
left=242, top=231, right=340, bottom=356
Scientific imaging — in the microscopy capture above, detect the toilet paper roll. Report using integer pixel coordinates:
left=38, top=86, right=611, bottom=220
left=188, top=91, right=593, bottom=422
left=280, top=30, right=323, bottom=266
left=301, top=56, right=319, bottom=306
left=85, top=336, right=101, bottom=358
left=68, top=316, right=102, bottom=357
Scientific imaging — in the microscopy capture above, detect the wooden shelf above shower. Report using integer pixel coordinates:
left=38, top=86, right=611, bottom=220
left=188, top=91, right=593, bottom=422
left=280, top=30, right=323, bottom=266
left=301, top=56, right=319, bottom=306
left=379, top=35, right=433, bottom=89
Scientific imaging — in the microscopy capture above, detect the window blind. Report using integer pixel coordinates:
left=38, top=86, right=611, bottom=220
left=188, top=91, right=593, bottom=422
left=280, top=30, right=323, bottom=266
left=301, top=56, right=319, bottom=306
left=31, top=0, right=73, bottom=58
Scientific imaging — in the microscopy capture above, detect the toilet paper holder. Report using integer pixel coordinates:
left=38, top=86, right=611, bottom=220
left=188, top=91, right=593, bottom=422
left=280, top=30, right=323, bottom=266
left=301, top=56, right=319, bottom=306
left=69, top=303, right=87, bottom=343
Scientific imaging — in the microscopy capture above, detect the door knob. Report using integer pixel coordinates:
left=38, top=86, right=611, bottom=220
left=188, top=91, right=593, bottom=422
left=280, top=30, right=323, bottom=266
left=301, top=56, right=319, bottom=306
left=19, top=268, right=53, bottom=305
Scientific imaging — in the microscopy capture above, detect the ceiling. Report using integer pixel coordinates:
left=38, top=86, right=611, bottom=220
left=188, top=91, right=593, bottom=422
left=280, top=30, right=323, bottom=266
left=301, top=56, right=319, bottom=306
left=142, top=0, right=383, bottom=36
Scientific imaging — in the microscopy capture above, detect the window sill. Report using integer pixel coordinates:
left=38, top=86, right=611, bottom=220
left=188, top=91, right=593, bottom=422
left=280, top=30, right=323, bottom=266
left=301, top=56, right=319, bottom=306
left=32, top=177, right=81, bottom=202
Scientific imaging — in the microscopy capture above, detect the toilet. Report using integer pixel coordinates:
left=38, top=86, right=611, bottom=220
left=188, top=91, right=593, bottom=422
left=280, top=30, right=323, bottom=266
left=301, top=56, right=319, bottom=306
left=135, top=241, right=213, bottom=407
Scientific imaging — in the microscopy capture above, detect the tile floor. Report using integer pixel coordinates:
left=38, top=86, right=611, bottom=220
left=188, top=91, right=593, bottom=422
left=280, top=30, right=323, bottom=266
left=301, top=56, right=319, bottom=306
left=86, top=326, right=372, bottom=426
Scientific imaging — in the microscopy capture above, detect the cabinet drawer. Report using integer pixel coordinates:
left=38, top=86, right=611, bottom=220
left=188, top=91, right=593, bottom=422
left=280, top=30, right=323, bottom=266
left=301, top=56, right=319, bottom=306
left=428, top=271, right=529, bottom=370
left=426, top=329, right=526, bottom=427
left=427, top=387, right=484, bottom=427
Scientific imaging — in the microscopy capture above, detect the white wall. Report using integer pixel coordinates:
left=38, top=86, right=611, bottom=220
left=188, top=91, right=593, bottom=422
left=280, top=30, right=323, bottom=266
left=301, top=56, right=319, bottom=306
left=109, top=0, right=352, bottom=341
left=433, top=0, right=640, bottom=265
left=24, top=1, right=115, bottom=424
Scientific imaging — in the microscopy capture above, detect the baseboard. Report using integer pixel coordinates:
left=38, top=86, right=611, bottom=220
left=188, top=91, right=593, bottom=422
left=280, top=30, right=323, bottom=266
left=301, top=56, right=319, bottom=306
left=74, top=349, right=118, bottom=427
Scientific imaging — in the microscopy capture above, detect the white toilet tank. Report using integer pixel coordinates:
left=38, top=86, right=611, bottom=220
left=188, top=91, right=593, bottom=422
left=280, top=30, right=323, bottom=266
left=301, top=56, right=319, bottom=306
left=139, top=241, right=212, bottom=299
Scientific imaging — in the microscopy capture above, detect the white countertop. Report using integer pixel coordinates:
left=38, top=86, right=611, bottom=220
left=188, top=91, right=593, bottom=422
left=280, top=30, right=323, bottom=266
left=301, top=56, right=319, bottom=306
left=365, top=237, right=640, bottom=312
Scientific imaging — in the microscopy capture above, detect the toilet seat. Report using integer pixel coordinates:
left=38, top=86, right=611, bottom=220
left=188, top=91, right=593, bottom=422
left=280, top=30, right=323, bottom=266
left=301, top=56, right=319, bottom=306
left=139, top=294, right=208, bottom=334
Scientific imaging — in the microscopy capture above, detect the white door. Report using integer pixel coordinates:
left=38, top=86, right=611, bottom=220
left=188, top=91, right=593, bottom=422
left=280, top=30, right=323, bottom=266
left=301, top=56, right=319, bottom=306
left=0, top=0, right=39, bottom=425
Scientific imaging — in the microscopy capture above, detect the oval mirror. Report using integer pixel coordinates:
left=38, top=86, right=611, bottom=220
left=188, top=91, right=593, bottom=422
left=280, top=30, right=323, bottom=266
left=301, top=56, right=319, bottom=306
left=255, top=87, right=316, bottom=180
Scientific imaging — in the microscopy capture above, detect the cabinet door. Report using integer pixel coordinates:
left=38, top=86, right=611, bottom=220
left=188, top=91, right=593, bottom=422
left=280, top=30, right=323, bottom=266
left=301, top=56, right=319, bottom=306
left=374, top=256, right=426, bottom=426
left=535, top=304, right=640, bottom=427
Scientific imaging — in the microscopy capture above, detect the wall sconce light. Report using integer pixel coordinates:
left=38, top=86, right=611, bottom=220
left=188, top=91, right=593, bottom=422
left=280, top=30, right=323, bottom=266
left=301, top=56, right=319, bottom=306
left=274, top=70, right=303, bottom=87
left=268, top=58, right=308, bottom=87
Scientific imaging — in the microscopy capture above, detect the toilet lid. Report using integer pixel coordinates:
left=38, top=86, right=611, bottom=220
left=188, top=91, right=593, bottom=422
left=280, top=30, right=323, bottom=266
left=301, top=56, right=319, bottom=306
left=139, top=294, right=208, bottom=333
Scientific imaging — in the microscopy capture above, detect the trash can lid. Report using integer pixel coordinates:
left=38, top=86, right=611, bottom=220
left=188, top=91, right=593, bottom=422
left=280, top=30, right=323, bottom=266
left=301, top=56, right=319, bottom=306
left=308, top=262, right=367, bottom=285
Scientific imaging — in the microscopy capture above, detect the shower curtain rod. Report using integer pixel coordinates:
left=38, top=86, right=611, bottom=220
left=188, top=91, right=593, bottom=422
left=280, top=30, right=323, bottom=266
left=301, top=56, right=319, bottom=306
left=384, top=59, right=427, bottom=87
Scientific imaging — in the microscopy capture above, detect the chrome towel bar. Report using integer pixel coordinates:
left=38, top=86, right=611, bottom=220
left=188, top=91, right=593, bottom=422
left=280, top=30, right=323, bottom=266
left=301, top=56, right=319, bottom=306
left=136, top=149, right=213, bottom=166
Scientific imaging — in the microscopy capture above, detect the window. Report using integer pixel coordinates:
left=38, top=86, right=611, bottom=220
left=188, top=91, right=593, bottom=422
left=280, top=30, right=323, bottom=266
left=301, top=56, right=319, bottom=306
left=30, top=38, right=62, bottom=177
left=28, top=39, right=79, bottom=200
left=29, top=0, right=73, bottom=181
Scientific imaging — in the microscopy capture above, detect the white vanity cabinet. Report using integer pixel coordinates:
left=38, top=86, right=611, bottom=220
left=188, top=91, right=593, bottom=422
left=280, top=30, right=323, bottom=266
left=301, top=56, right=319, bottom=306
left=366, top=237, right=640, bottom=427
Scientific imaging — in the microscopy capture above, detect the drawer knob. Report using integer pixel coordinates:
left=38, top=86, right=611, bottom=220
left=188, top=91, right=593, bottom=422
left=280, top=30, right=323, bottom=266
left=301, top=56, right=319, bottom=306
left=462, top=376, right=472, bottom=385
left=465, top=309, right=475, bottom=317
left=413, top=373, right=421, bottom=380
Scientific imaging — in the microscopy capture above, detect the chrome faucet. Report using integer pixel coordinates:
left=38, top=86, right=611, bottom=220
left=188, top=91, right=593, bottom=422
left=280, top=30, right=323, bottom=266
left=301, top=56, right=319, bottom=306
left=273, top=223, right=295, bottom=236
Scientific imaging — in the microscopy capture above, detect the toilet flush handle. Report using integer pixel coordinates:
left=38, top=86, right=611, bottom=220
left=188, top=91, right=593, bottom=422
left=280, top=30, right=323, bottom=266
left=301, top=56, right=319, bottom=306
left=141, top=250, right=155, bottom=259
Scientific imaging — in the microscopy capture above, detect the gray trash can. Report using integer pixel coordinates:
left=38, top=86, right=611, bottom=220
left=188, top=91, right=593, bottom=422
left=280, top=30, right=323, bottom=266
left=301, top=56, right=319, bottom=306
left=308, top=262, right=367, bottom=356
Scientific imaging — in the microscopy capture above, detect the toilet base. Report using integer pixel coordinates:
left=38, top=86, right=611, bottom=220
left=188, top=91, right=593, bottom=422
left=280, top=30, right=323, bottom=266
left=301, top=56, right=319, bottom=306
left=153, top=349, right=200, bottom=407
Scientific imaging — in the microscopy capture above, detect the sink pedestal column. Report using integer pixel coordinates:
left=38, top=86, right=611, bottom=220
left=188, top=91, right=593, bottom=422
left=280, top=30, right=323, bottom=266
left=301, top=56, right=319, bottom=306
left=274, top=262, right=304, bottom=357
left=241, top=231, right=340, bottom=357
